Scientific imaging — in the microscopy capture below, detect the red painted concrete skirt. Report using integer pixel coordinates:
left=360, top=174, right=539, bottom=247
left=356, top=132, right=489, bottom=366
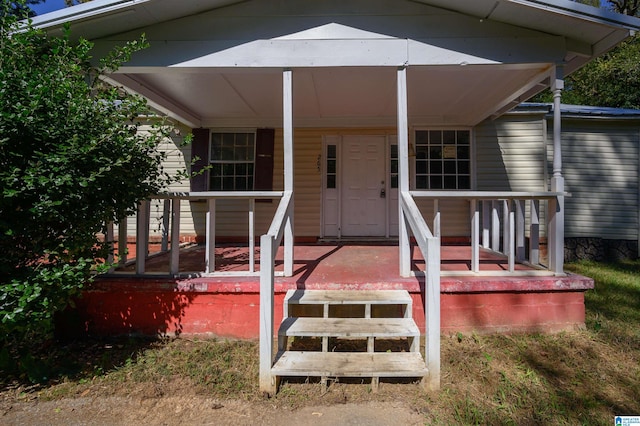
left=61, top=244, right=593, bottom=338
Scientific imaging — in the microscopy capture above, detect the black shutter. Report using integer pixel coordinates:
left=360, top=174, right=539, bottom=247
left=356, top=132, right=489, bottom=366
left=190, top=128, right=209, bottom=192
left=254, top=128, right=275, bottom=191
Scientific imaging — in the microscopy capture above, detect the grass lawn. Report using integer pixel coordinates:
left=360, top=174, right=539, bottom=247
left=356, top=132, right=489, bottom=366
left=1, top=260, right=639, bottom=424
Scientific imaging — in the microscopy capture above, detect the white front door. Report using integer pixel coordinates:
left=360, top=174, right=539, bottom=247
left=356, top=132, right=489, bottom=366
left=341, top=136, right=387, bottom=236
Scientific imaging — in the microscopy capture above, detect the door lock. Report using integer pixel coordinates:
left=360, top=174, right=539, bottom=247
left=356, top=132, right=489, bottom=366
left=380, top=188, right=386, bottom=198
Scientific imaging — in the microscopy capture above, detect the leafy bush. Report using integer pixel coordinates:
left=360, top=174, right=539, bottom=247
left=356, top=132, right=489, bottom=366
left=0, top=1, right=182, bottom=343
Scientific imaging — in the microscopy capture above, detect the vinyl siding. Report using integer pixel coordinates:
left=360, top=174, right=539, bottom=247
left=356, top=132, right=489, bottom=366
left=548, top=120, right=640, bottom=240
left=475, top=113, right=549, bottom=237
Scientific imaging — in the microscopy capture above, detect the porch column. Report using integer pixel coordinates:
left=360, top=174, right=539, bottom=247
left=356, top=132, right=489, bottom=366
left=548, top=66, right=565, bottom=274
left=283, top=68, right=294, bottom=276
left=397, top=66, right=411, bottom=277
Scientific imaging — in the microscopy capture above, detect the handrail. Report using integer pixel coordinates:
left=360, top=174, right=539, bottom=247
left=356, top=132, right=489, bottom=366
left=399, top=190, right=440, bottom=391
left=410, top=190, right=566, bottom=275
left=155, top=191, right=284, bottom=200
left=410, top=190, right=569, bottom=200
left=109, top=191, right=285, bottom=277
left=259, top=190, right=293, bottom=394
left=265, top=191, right=293, bottom=251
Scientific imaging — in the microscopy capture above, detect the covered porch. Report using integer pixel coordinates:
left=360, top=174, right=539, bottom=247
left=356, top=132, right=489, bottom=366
left=86, top=239, right=593, bottom=340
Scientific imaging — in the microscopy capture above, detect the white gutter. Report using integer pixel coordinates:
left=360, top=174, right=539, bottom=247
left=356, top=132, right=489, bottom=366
left=507, top=0, right=640, bottom=30
left=30, top=0, right=151, bottom=29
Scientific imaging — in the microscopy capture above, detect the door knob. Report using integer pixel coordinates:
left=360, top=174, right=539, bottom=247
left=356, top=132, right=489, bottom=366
left=380, top=189, right=386, bottom=198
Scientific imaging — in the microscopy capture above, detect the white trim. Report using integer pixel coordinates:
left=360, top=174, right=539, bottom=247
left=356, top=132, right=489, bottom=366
left=410, top=127, right=474, bottom=191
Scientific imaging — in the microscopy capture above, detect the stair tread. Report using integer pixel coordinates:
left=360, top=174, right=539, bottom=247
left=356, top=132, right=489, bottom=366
left=279, top=317, right=420, bottom=337
left=284, top=289, right=412, bottom=305
left=271, top=351, right=428, bottom=377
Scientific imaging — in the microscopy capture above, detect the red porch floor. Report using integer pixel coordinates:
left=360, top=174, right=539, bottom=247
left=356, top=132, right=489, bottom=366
left=68, top=243, right=593, bottom=339
left=118, top=242, right=538, bottom=278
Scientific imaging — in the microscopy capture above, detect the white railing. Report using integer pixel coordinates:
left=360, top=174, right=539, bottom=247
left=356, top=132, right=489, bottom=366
left=107, top=191, right=285, bottom=277
left=410, top=191, right=567, bottom=276
left=259, top=190, right=294, bottom=394
left=399, top=191, right=441, bottom=391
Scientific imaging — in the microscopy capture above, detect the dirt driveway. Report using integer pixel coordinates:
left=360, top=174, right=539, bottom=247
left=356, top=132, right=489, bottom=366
left=2, top=396, right=427, bottom=425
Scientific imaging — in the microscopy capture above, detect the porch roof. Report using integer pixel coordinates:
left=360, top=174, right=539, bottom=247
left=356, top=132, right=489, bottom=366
left=31, top=1, right=640, bottom=129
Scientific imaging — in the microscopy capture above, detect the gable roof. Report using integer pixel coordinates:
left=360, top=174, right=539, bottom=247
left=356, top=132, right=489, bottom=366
left=30, top=1, right=640, bottom=128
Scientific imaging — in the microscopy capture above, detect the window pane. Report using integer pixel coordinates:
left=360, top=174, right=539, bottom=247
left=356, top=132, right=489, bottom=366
left=234, top=146, right=246, bottom=161
left=444, top=161, right=456, bottom=174
left=430, top=176, right=443, bottom=189
left=390, top=159, right=398, bottom=174
left=416, top=131, right=428, bottom=145
left=211, top=164, right=222, bottom=177
left=391, top=175, right=398, bottom=189
left=236, top=163, right=247, bottom=175
left=457, top=131, right=470, bottom=144
left=458, top=176, right=470, bottom=189
left=429, top=146, right=442, bottom=159
left=457, top=146, right=470, bottom=159
left=416, top=145, right=428, bottom=159
left=390, top=144, right=398, bottom=158
left=429, top=131, right=441, bottom=144
left=223, top=177, right=234, bottom=190
left=210, top=177, right=222, bottom=190
left=443, top=131, right=456, bottom=145
left=223, top=164, right=234, bottom=175
left=327, top=144, right=336, bottom=158
left=236, top=176, right=247, bottom=190
left=430, top=160, right=442, bottom=174
left=327, top=159, right=336, bottom=174
left=327, top=175, right=336, bottom=189
left=458, top=161, right=470, bottom=175
left=416, top=160, right=427, bottom=174
left=444, top=176, right=457, bottom=189
left=416, top=175, right=427, bottom=189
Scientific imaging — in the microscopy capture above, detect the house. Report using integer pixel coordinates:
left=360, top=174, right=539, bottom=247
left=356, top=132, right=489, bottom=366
left=34, top=0, right=640, bottom=393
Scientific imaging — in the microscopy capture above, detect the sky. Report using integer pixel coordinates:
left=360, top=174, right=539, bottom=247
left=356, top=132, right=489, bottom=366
left=31, top=0, right=69, bottom=15
left=29, top=0, right=617, bottom=17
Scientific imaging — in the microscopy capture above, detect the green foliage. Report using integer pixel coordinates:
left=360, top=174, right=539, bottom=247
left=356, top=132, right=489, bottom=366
left=0, top=1, right=182, bottom=343
left=563, top=36, right=640, bottom=108
left=533, top=2, right=640, bottom=108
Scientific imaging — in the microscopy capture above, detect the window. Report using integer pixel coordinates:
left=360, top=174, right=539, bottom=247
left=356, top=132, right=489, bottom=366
left=415, top=129, right=471, bottom=190
left=326, top=144, right=337, bottom=189
left=390, top=144, right=398, bottom=189
left=209, top=132, right=255, bottom=191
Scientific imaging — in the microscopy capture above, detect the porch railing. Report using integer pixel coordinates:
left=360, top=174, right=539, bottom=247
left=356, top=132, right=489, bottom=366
left=107, top=191, right=285, bottom=276
left=410, top=191, right=567, bottom=276
left=399, top=191, right=441, bottom=391
left=259, top=190, right=294, bottom=393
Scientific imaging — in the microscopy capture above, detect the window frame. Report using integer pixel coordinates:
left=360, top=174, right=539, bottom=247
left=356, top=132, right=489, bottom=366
left=412, top=127, right=474, bottom=191
left=208, top=129, right=257, bottom=192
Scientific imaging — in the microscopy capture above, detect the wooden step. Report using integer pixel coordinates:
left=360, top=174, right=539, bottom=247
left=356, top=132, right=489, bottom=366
left=278, top=317, right=420, bottom=338
left=271, top=351, right=428, bottom=378
left=284, top=289, right=412, bottom=306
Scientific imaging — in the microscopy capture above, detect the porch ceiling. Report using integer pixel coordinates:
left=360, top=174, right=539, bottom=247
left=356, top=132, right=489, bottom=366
left=112, top=63, right=550, bottom=128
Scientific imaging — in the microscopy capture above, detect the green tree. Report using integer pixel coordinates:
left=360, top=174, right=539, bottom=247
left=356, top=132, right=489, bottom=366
left=1, top=0, right=43, bottom=17
left=532, top=0, right=640, bottom=108
left=0, top=1, right=183, bottom=347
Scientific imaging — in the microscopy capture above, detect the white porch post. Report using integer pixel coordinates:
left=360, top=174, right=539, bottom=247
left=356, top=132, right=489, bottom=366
left=283, top=69, right=294, bottom=277
left=549, top=66, right=565, bottom=274
left=135, top=200, right=150, bottom=275
left=205, top=199, right=216, bottom=274
left=397, top=66, right=411, bottom=277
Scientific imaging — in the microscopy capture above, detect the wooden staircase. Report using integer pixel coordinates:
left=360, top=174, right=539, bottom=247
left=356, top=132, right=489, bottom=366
left=271, top=290, right=428, bottom=390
